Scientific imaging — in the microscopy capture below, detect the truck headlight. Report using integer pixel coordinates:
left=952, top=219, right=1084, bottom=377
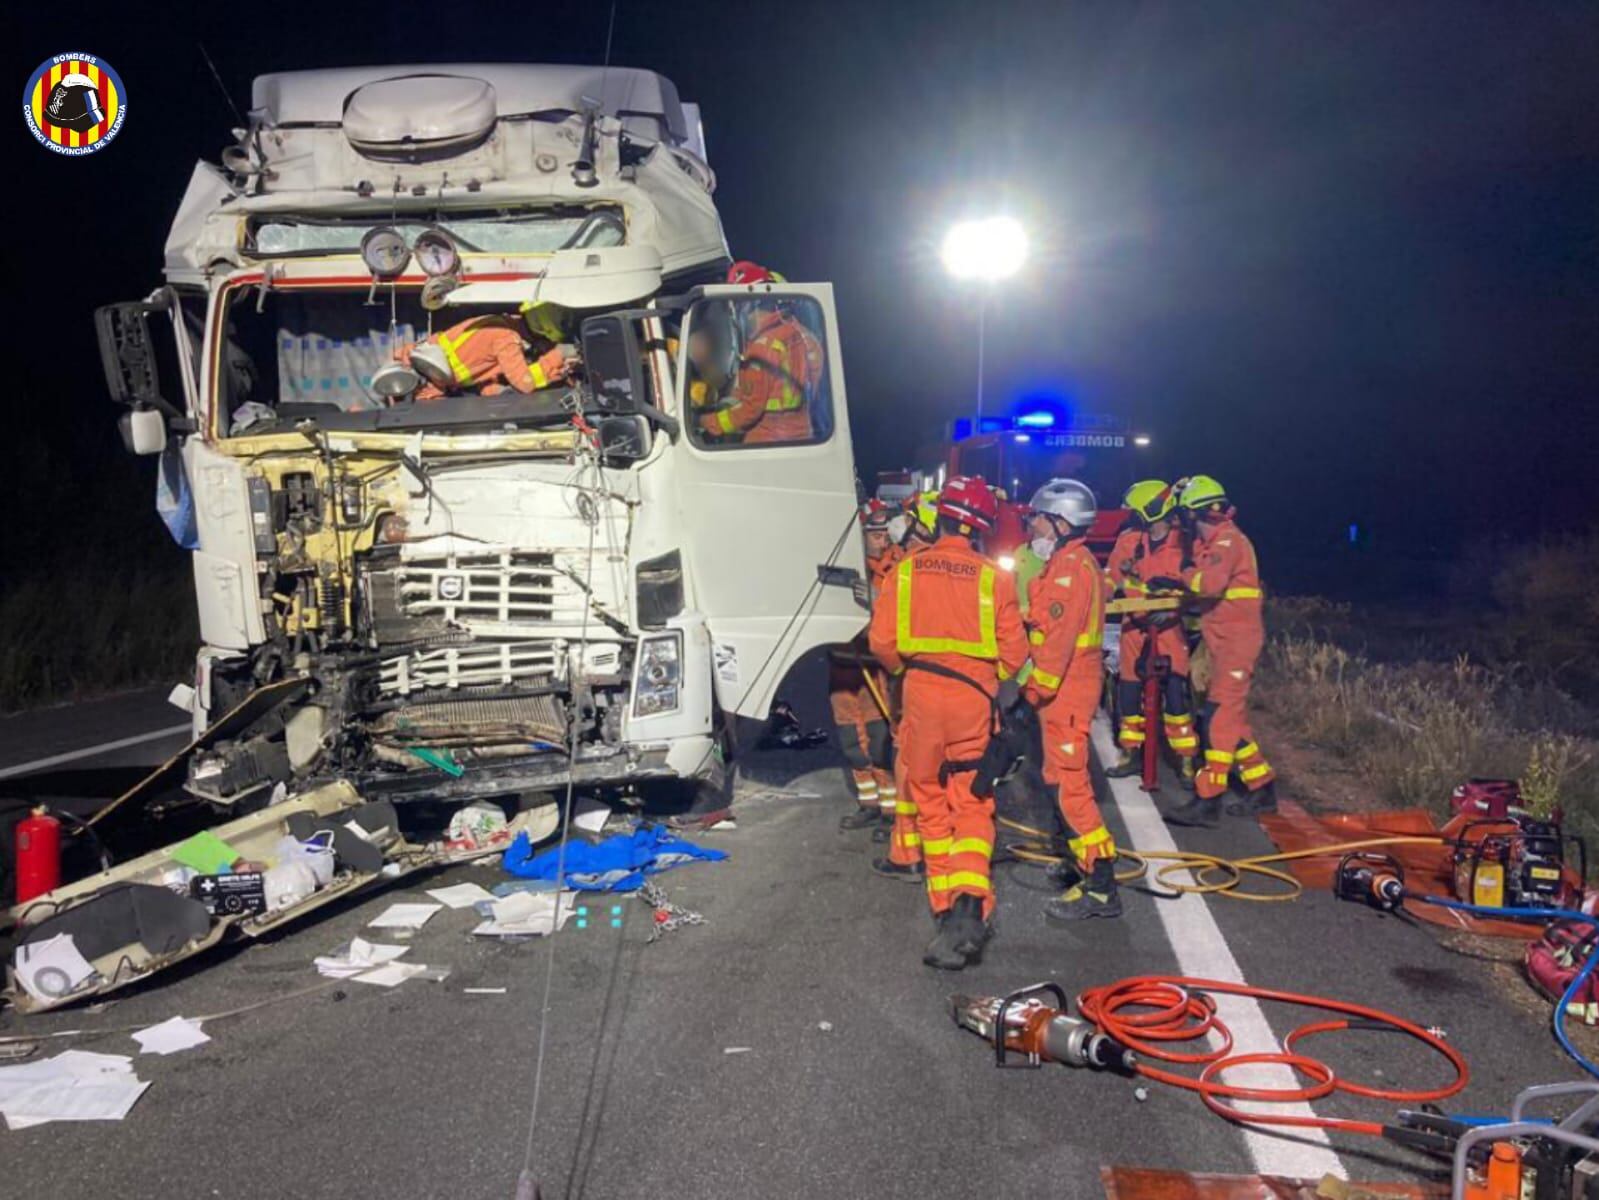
left=633, top=633, right=683, bottom=717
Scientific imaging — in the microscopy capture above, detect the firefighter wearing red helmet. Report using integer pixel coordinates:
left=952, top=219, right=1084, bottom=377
left=697, top=262, right=822, bottom=445
left=869, top=475, right=1028, bottom=970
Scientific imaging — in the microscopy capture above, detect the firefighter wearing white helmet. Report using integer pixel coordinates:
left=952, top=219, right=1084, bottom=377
left=1022, top=479, right=1122, bottom=921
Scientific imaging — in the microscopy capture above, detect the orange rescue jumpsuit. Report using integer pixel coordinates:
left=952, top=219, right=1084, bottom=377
left=829, top=545, right=902, bottom=815
left=1182, top=517, right=1273, bottom=798
left=1026, top=539, right=1115, bottom=870
left=1107, top=527, right=1197, bottom=760
left=697, top=309, right=823, bottom=445
left=398, top=317, right=569, bottom=402
left=869, top=536, right=1027, bottom=918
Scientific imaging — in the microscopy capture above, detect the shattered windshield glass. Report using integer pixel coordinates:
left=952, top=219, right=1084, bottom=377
left=249, top=207, right=625, bottom=257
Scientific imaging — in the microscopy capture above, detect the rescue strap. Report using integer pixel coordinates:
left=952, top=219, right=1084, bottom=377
left=902, top=659, right=1024, bottom=798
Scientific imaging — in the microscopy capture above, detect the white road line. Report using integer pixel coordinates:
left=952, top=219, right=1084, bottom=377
left=0, top=724, right=190, bottom=781
left=1093, top=714, right=1346, bottom=1181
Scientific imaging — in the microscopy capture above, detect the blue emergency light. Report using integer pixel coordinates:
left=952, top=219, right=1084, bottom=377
left=1015, top=410, right=1056, bottom=428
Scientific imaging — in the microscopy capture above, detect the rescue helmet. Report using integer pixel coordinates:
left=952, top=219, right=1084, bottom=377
left=727, top=260, right=787, bottom=286
left=1028, top=478, right=1097, bottom=530
left=408, top=343, right=455, bottom=389
left=937, top=475, right=999, bottom=531
left=1179, top=474, right=1230, bottom=513
left=861, top=500, right=892, bottom=532
left=519, top=300, right=566, bottom=343
left=1123, top=479, right=1176, bottom=524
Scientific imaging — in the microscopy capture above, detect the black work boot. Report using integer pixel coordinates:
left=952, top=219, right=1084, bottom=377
left=1164, top=794, right=1221, bottom=828
left=945, top=893, right=991, bottom=960
left=839, top=806, right=880, bottom=831
left=871, top=821, right=891, bottom=843
left=1045, top=858, right=1122, bottom=922
left=1226, top=781, right=1279, bottom=818
left=1104, top=750, right=1142, bottom=779
left=1046, top=857, right=1084, bottom=892
left=871, top=857, right=925, bottom=883
left=923, top=912, right=968, bottom=970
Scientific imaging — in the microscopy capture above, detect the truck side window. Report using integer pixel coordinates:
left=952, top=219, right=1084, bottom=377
left=686, top=296, right=832, bottom=449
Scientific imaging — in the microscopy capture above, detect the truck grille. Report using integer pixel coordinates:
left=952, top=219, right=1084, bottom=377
left=371, top=692, right=565, bottom=744
left=379, top=640, right=559, bottom=695
left=397, top=552, right=581, bottom=626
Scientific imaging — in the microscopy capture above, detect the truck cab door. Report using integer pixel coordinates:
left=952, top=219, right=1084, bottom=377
left=670, top=283, right=865, bottom=719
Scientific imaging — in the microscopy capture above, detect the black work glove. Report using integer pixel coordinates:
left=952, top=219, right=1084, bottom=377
left=1144, top=576, right=1184, bottom=593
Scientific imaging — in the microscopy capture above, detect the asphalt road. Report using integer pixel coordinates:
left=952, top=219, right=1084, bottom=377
left=0, top=685, right=1586, bottom=1199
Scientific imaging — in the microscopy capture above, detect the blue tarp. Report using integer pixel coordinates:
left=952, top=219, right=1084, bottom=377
left=501, top=825, right=728, bottom=892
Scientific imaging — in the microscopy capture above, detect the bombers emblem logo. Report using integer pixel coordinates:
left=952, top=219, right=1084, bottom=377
left=24, top=53, right=126, bottom=155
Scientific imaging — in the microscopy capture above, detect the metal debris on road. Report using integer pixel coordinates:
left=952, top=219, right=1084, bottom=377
left=638, top=881, right=704, bottom=942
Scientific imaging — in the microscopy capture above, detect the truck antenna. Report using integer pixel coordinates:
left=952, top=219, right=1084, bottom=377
left=198, top=42, right=246, bottom=131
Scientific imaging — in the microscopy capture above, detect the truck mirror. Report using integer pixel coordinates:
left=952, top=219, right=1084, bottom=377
left=118, top=407, right=169, bottom=456
left=579, top=314, right=646, bottom=414
left=94, top=295, right=181, bottom=418
left=596, top=413, right=651, bottom=464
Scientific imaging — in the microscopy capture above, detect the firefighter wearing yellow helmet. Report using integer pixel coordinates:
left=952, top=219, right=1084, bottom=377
left=1103, top=481, right=1200, bottom=787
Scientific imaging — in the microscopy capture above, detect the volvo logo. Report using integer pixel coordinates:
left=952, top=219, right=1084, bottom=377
left=437, top=574, right=466, bottom=601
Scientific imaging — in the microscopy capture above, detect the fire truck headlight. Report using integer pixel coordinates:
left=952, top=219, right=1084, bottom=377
left=633, top=632, right=683, bottom=717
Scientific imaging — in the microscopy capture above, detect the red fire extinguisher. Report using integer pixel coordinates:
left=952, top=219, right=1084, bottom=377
left=15, top=806, right=61, bottom=904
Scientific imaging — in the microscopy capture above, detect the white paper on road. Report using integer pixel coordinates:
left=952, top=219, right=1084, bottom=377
left=0, top=1050, right=149, bottom=1131
left=13, top=934, right=97, bottom=1003
left=471, top=890, right=580, bottom=937
left=132, top=1016, right=211, bottom=1056
left=573, top=797, right=610, bottom=834
left=367, top=902, right=443, bottom=930
left=314, top=938, right=409, bottom=978
left=424, top=882, right=496, bottom=910
left=353, top=962, right=431, bottom=987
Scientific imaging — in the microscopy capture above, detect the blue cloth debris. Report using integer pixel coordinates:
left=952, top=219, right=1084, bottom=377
left=501, top=825, right=727, bottom=892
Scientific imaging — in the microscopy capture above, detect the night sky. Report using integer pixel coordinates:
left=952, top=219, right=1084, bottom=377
left=9, top=1, right=1598, bottom=591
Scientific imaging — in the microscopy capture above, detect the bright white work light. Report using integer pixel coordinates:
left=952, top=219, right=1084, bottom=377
left=940, top=217, right=1028, bottom=282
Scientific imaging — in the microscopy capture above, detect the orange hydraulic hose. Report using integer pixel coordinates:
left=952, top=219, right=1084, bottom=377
left=1077, top=976, right=1469, bottom=1137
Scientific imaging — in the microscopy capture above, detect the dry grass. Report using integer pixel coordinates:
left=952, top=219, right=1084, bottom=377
left=1257, top=595, right=1599, bottom=857
left=0, top=561, right=197, bottom=712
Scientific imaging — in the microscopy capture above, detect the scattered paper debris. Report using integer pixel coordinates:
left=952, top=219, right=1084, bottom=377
left=367, top=902, right=443, bottom=931
left=471, top=890, right=581, bottom=938
left=314, top=938, right=410, bottom=979
left=0, top=1051, right=149, bottom=1130
left=13, top=934, right=97, bottom=1003
left=722, top=1047, right=753, bottom=1055
left=817, top=1021, right=834, bottom=1033
left=132, top=1017, right=210, bottom=1056
left=425, top=882, right=496, bottom=910
left=353, top=963, right=430, bottom=987
left=572, top=797, right=611, bottom=835
left=463, top=987, right=507, bottom=995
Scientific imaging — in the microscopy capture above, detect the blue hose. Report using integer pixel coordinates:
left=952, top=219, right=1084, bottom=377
left=1417, top=895, right=1599, bottom=1079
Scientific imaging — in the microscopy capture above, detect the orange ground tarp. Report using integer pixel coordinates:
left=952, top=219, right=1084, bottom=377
left=1102, top=1166, right=1446, bottom=1200
left=1259, top=798, right=1570, bottom=938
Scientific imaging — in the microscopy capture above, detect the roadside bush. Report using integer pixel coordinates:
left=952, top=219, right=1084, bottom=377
left=1489, top=535, right=1599, bottom=697
left=1258, top=602, right=1599, bottom=859
left=0, top=560, right=196, bottom=712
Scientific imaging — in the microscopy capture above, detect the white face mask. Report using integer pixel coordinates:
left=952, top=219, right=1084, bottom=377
left=1031, top=537, right=1057, bottom=560
left=886, top=514, right=911, bottom=545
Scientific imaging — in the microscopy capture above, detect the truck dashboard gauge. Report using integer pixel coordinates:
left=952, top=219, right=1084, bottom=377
left=413, top=229, right=461, bottom=278
left=360, top=226, right=411, bottom=278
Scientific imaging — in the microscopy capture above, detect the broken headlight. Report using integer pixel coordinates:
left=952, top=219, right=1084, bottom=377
left=632, top=632, right=682, bottom=717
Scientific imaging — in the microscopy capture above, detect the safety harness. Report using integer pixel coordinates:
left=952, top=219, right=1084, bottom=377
left=902, top=659, right=1026, bottom=799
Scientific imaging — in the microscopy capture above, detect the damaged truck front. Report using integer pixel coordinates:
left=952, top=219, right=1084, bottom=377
left=6, top=65, right=863, bottom=1011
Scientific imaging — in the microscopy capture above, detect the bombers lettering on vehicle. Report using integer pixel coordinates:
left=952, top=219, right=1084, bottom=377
left=913, top=556, right=980, bottom=578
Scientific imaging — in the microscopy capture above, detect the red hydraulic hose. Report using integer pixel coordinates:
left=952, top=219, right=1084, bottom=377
left=1078, top=976, right=1469, bottom=1137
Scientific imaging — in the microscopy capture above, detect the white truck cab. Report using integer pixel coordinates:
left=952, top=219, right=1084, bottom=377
left=95, top=64, right=866, bottom=818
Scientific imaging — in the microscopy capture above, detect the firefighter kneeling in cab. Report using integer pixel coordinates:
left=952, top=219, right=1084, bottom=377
left=1023, top=479, right=1122, bottom=921
left=1104, top=480, right=1200, bottom=789
left=398, top=302, right=577, bottom=401
left=869, top=476, right=1028, bottom=969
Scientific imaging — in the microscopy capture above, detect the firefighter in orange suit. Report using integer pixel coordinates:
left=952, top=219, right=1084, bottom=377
left=1160, top=475, right=1277, bottom=826
left=696, top=261, right=824, bottom=445
left=833, top=504, right=903, bottom=833
left=1023, top=478, right=1121, bottom=921
left=869, top=476, right=1028, bottom=969
left=1105, top=480, right=1200, bottom=788
left=399, top=310, right=575, bottom=402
